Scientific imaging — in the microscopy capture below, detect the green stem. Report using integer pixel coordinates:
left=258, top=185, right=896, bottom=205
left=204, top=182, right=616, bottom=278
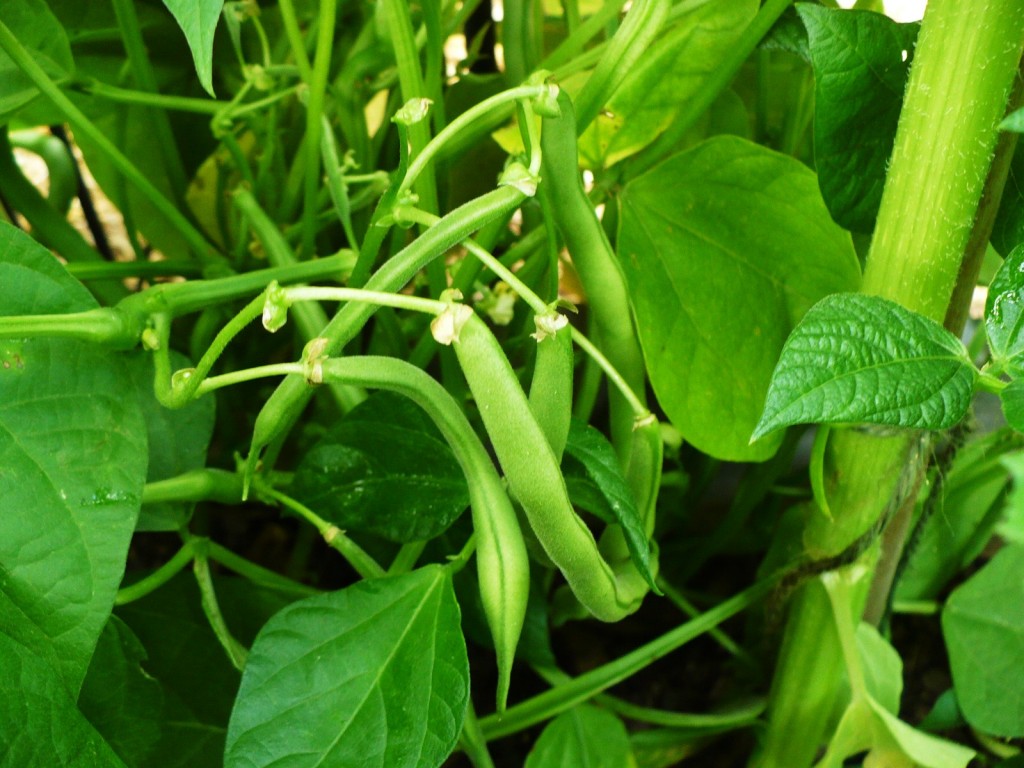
left=479, top=577, right=775, bottom=739
left=80, top=78, right=226, bottom=114
left=206, top=541, right=321, bottom=598
left=193, top=540, right=249, bottom=670
left=65, top=260, right=204, bottom=281
left=759, top=3, right=1024, bottom=764
left=398, top=84, right=550, bottom=198
left=141, top=468, right=244, bottom=505
left=298, top=0, right=337, bottom=258
left=115, top=540, right=196, bottom=605
left=257, top=484, right=386, bottom=579
left=0, top=20, right=220, bottom=264
left=460, top=702, right=496, bottom=768
left=276, top=0, right=313, bottom=80
left=195, top=362, right=305, bottom=396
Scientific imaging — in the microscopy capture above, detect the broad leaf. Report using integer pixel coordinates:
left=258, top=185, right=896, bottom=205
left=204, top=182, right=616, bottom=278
left=116, top=572, right=302, bottom=768
left=619, top=136, right=860, bottom=461
left=126, top=351, right=215, bottom=531
left=752, top=294, right=976, bottom=440
left=225, top=566, right=468, bottom=768
left=291, top=391, right=470, bottom=542
left=0, top=633, right=126, bottom=767
left=942, top=544, right=1024, bottom=738
left=799, top=4, right=917, bottom=232
left=1000, top=452, right=1024, bottom=545
left=524, top=705, right=633, bottom=768
left=986, top=243, right=1024, bottom=375
left=563, top=421, right=655, bottom=589
left=580, top=0, right=757, bottom=167
left=160, top=0, right=224, bottom=97
left=0, top=0, right=74, bottom=121
left=79, top=617, right=165, bottom=767
left=0, top=224, right=146, bottom=691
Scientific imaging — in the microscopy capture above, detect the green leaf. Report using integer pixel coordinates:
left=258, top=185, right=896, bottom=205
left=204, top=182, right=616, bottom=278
left=999, top=452, right=1024, bottom=545
left=116, top=572, right=300, bottom=768
left=895, top=429, right=1021, bottom=602
left=579, top=0, right=757, bottom=167
left=986, top=243, right=1024, bottom=375
left=752, top=293, right=976, bottom=440
left=942, top=544, right=1024, bottom=738
left=125, top=351, right=215, bottom=532
left=856, top=623, right=902, bottom=715
left=618, top=136, right=861, bottom=461
left=78, top=617, right=165, bottom=766
left=798, top=4, right=917, bottom=232
left=563, top=421, right=656, bottom=590
left=291, top=391, right=470, bottom=542
left=1001, top=379, right=1024, bottom=434
left=0, top=633, right=126, bottom=767
left=0, top=224, right=147, bottom=691
left=1000, top=106, right=1024, bottom=133
left=224, top=566, right=468, bottom=768
left=160, top=0, right=224, bottom=97
left=524, top=705, right=634, bottom=768
left=0, top=0, right=74, bottom=121
left=992, top=143, right=1024, bottom=256
left=867, top=699, right=975, bottom=768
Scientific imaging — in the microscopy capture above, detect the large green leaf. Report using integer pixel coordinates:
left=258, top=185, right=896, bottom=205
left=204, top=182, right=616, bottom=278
left=618, top=136, right=860, bottom=461
left=563, top=421, right=655, bottom=589
left=752, top=294, right=976, bottom=439
left=224, top=566, right=468, bottom=768
left=115, top=572, right=301, bottom=768
left=0, top=0, right=74, bottom=122
left=78, top=616, right=165, bottom=767
left=160, top=0, right=224, bottom=97
left=291, top=391, right=470, bottom=543
left=986, top=244, right=1024, bottom=376
left=0, top=632, right=126, bottom=767
left=943, top=544, right=1024, bottom=738
left=579, top=0, right=757, bottom=167
left=799, top=4, right=917, bottom=232
left=524, top=705, right=633, bottom=768
left=992, top=144, right=1024, bottom=257
left=0, top=224, right=146, bottom=691
left=126, top=351, right=215, bottom=532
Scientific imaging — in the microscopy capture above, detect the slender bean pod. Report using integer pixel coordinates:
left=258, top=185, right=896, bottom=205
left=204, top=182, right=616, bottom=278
left=452, top=312, right=642, bottom=621
left=541, top=91, right=647, bottom=459
left=317, top=355, right=529, bottom=713
left=528, top=314, right=575, bottom=461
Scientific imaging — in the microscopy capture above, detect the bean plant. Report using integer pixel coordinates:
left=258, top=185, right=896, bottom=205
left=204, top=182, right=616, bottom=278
left=2, top=0, right=1024, bottom=765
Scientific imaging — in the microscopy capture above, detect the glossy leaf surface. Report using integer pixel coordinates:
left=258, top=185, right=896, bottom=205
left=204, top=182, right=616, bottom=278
left=563, top=421, right=655, bottom=588
left=619, top=136, right=860, bottom=461
left=753, top=294, right=976, bottom=439
left=799, top=4, right=917, bottom=232
left=0, top=224, right=146, bottom=690
left=943, top=545, right=1024, bottom=738
left=291, top=391, right=469, bottom=542
left=225, top=566, right=468, bottom=768
left=524, top=705, right=633, bottom=768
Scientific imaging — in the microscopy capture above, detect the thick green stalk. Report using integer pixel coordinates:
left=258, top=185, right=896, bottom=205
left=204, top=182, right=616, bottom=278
left=758, top=3, right=1024, bottom=765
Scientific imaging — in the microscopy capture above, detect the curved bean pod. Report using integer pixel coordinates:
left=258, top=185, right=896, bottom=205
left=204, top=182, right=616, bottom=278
left=453, top=312, right=642, bottom=621
left=528, top=315, right=574, bottom=461
left=318, top=355, right=529, bottom=713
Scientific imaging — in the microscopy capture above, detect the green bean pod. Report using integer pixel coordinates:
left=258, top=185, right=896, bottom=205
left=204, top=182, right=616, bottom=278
left=453, top=313, right=641, bottom=621
left=528, top=316, right=574, bottom=461
left=318, top=355, right=528, bottom=713
left=540, top=91, right=647, bottom=459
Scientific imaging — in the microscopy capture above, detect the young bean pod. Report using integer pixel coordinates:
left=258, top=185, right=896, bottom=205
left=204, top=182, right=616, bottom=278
left=316, top=354, right=529, bottom=714
left=528, top=311, right=574, bottom=461
left=452, top=311, right=642, bottom=621
left=540, top=90, right=647, bottom=460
